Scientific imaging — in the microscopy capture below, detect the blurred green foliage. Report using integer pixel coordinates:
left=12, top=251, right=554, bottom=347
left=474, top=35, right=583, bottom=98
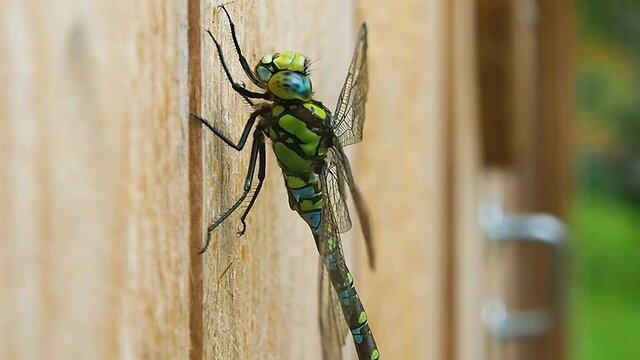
left=579, top=0, right=640, bottom=56
left=575, top=50, right=635, bottom=198
left=573, top=0, right=640, bottom=359
left=572, top=193, right=640, bottom=360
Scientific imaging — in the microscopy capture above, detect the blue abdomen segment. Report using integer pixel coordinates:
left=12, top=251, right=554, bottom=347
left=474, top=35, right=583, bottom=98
left=283, top=172, right=324, bottom=233
left=281, top=170, right=379, bottom=360
left=291, top=186, right=317, bottom=201
left=325, top=238, right=379, bottom=360
left=302, top=212, right=321, bottom=230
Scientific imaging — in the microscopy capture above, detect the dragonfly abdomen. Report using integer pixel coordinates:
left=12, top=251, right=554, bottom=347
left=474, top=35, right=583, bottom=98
left=279, top=169, right=379, bottom=360
left=283, top=171, right=325, bottom=232
left=282, top=174, right=379, bottom=359
left=324, top=232, right=380, bottom=360
left=283, top=174, right=379, bottom=360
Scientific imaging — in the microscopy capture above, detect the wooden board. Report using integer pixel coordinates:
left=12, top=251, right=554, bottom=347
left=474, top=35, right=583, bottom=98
left=448, top=0, right=484, bottom=359
left=475, top=0, right=574, bottom=359
left=355, top=1, right=451, bottom=359
left=0, top=0, right=191, bottom=358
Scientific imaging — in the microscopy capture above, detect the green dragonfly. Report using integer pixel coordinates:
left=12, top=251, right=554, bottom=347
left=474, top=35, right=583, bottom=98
left=191, top=5, right=379, bottom=360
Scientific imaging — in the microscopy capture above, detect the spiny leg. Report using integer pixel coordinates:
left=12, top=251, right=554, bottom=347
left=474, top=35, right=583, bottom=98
left=200, top=129, right=265, bottom=254
left=190, top=109, right=260, bottom=151
left=219, top=4, right=261, bottom=87
left=205, top=30, right=268, bottom=100
left=237, top=137, right=266, bottom=235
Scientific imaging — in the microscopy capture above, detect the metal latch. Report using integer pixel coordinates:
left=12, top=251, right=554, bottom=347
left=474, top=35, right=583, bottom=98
left=480, top=202, right=569, bottom=340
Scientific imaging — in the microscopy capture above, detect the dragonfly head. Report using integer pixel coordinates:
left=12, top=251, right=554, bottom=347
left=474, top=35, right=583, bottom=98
left=255, top=52, right=313, bottom=101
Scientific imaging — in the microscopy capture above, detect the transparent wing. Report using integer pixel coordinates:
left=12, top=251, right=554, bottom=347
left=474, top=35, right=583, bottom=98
left=324, top=154, right=352, bottom=234
left=318, top=261, right=348, bottom=360
left=317, top=167, right=352, bottom=360
left=327, top=146, right=376, bottom=268
left=333, top=23, right=369, bottom=147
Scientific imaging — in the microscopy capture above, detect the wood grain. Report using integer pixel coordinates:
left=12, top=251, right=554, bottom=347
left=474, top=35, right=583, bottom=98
left=448, top=1, right=484, bottom=359
left=355, top=1, right=451, bottom=359
left=1, top=0, right=190, bottom=359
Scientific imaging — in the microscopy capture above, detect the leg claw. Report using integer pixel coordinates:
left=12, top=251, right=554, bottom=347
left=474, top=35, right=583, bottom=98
left=236, top=222, right=247, bottom=236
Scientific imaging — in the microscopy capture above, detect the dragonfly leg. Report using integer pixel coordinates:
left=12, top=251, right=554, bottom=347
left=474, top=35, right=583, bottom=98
left=190, top=109, right=259, bottom=151
left=237, top=137, right=266, bottom=236
left=218, top=4, right=262, bottom=87
left=205, top=30, right=268, bottom=101
left=200, top=129, right=265, bottom=254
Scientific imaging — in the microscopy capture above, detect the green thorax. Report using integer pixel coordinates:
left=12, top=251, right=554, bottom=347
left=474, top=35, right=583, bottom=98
left=265, top=101, right=332, bottom=174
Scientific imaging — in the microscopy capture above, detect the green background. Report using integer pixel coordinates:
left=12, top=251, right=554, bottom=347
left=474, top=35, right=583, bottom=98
left=573, top=1, right=640, bottom=359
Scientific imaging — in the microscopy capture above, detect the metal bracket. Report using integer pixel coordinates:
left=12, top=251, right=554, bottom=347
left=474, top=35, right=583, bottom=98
left=480, top=202, right=569, bottom=340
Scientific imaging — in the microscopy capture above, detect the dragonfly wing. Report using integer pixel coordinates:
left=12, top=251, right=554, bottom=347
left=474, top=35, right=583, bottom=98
left=318, top=260, right=348, bottom=360
left=328, top=146, right=376, bottom=268
left=324, top=154, right=353, bottom=234
left=333, top=23, right=369, bottom=148
left=317, top=168, right=351, bottom=360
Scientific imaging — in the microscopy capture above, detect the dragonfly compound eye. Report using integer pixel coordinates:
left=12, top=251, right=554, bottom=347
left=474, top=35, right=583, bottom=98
left=255, top=51, right=312, bottom=95
left=255, top=54, right=275, bottom=84
left=267, top=71, right=312, bottom=101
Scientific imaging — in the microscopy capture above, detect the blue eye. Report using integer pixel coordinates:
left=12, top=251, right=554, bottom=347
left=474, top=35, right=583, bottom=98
left=257, top=66, right=272, bottom=82
left=290, top=75, right=310, bottom=93
left=267, top=71, right=312, bottom=101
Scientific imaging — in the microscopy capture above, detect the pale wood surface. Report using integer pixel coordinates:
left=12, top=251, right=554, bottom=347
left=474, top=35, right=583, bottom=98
left=448, top=1, right=484, bottom=359
left=1, top=0, right=191, bottom=359
left=355, top=1, right=451, bottom=359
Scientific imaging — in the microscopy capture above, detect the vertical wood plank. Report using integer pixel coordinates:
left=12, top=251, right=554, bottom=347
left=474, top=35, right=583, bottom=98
left=476, top=0, right=514, bottom=166
left=535, top=0, right=574, bottom=221
left=476, top=0, right=574, bottom=359
left=188, top=0, right=205, bottom=358
left=1, top=1, right=190, bottom=359
left=513, top=1, right=574, bottom=360
left=449, top=0, right=484, bottom=359
left=536, top=5, right=575, bottom=354
left=193, top=1, right=356, bottom=359
left=355, top=1, right=450, bottom=359
left=501, top=1, right=546, bottom=359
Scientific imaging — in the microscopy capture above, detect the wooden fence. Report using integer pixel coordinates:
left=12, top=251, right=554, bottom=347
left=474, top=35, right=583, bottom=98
left=1, top=0, right=573, bottom=359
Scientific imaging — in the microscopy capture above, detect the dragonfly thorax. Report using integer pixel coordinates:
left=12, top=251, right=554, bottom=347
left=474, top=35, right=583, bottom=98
left=255, top=52, right=313, bottom=101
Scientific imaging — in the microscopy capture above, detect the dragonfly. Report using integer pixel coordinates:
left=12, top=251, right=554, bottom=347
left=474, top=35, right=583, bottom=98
left=191, top=5, right=379, bottom=360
